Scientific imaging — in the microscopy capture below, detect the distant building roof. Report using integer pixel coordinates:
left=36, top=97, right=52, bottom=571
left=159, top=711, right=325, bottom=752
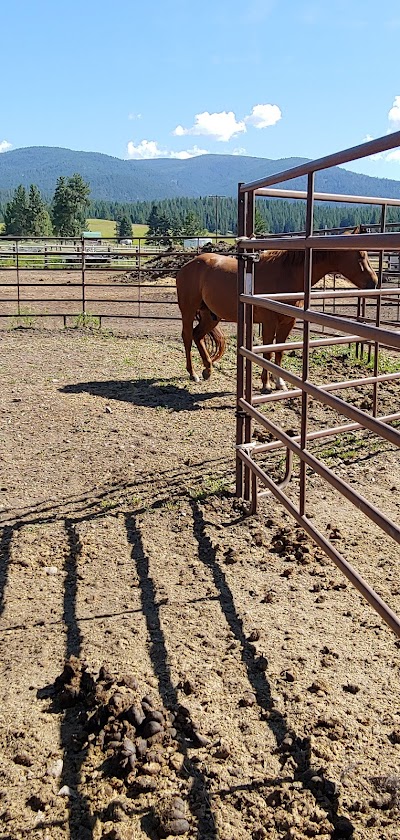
left=83, top=231, right=102, bottom=239
left=183, top=237, right=212, bottom=249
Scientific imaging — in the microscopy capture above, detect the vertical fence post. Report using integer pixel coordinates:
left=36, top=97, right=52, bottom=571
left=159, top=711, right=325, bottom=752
left=236, top=185, right=246, bottom=498
left=16, top=239, right=21, bottom=316
left=372, top=203, right=387, bottom=416
left=244, top=191, right=255, bottom=504
left=81, top=235, right=86, bottom=319
left=138, top=237, right=142, bottom=318
left=299, top=172, right=314, bottom=517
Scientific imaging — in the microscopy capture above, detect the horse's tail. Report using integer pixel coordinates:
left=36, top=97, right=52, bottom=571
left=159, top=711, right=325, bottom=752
left=204, top=324, right=226, bottom=362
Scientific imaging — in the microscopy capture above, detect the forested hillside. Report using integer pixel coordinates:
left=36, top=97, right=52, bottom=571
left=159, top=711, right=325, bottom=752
left=1, top=146, right=400, bottom=203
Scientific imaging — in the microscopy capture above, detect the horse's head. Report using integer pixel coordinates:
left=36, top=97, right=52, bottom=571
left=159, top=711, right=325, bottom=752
left=352, top=249, right=378, bottom=289
left=340, top=227, right=378, bottom=289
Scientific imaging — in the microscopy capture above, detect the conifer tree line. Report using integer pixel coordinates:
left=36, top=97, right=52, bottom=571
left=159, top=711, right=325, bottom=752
left=2, top=177, right=400, bottom=237
left=87, top=195, right=400, bottom=235
left=1, top=175, right=90, bottom=237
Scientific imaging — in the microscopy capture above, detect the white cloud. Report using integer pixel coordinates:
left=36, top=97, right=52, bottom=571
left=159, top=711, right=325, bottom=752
left=360, top=133, right=400, bottom=165
left=126, top=139, right=208, bottom=160
left=173, top=111, right=246, bottom=142
left=244, top=103, right=282, bottom=128
left=0, top=140, right=12, bottom=153
left=127, top=140, right=164, bottom=158
left=388, top=95, right=400, bottom=127
left=171, top=145, right=209, bottom=159
left=386, top=148, right=400, bottom=162
left=357, top=100, right=400, bottom=166
left=232, top=147, right=247, bottom=156
left=128, top=112, right=142, bottom=121
left=173, top=103, right=282, bottom=142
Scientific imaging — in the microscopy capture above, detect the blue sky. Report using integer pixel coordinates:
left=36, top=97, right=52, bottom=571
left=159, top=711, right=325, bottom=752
left=2, top=0, right=400, bottom=180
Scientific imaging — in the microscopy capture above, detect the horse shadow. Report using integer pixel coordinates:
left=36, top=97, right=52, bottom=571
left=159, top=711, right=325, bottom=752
left=60, top=378, right=233, bottom=412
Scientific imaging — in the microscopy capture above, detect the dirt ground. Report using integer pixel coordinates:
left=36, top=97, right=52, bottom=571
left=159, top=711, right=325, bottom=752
left=0, top=322, right=399, bottom=840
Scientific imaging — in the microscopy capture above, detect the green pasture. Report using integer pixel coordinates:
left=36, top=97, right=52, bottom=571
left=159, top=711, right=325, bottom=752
left=86, top=219, right=148, bottom=242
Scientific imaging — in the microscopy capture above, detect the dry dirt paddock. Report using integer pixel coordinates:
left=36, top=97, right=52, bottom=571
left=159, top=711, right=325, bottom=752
left=0, top=323, right=399, bottom=840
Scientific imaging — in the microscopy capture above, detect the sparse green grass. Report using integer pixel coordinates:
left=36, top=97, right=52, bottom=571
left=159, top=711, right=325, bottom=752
left=73, top=313, right=101, bottom=330
left=190, top=476, right=230, bottom=501
left=10, top=308, right=36, bottom=329
left=315, top=430, right=384, bottom=465
left=129, top=494, right=142, bottom=508
left=100, top=497, right=119, bottom=511
left=283, top=343, right=399, bottom=377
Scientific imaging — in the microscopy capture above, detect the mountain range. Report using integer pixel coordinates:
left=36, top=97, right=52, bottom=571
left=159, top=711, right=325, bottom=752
left=1, top=146, right=400, bottom=203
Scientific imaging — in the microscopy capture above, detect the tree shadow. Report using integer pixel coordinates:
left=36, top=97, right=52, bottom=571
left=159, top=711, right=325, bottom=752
left=189, top=499, right=354, bottom=840
left=125, top=512, right=218, bottom=839
left=60, top=378, right=232, bottom=411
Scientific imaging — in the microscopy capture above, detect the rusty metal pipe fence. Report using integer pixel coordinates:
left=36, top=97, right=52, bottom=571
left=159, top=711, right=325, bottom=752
left=1, top=230, right=399, bottom=330
left=0, top=235, right=218, bottom=327
left=236, top=130, right=400, bottom=638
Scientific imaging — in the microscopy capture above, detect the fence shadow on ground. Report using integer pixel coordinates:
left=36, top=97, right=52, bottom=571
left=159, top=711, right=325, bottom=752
left=125, top=512, right=218, bottom=838
left=35, top=519, right=95, bottom=840
left=60, top=378, right=233, bottom=411
left=189, top=499, right=355, bottom=840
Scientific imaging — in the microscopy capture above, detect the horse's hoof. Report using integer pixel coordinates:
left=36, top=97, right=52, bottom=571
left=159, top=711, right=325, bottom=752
left=202, top=369, right=211, bottom=380
left=275, top=379, right=287, bottom=391
left=190, top=374, right=200, bottom=383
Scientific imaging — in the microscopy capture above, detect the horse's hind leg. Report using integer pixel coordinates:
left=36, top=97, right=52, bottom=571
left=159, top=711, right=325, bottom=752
left=193, top=308, right=219, bottom=380
left=181, top=316, right=200, bottom=382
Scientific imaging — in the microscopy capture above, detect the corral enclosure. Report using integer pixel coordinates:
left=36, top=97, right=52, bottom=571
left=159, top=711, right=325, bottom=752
left=1, top=138, right=400, bottom=839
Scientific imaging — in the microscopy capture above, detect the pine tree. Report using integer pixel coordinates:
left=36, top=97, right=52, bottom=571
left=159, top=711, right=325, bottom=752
left=52, top=174, right=90, bottom=236
left=254, top=207, right=268, bottom=236
left=116, top=214, right=133, bottom=240
left=146, top=205, right=172, bottom=246
left=182, top=211, right=204, bottom=236
left=3, top=185, right=30, bottom=235
left=27, top=185, right=53, bottom=236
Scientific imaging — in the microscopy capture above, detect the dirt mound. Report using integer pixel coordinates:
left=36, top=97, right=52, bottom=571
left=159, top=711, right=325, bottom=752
left=49, top=656, right=215, bottom=837
left=118, top=242, right=237, bottom=284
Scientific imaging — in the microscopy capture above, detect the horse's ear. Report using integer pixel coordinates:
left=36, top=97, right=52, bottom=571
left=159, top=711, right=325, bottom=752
left=342, top=225, right=360, bottom=235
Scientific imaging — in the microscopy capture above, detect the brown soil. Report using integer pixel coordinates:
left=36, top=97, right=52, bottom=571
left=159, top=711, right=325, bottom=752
left=0, top=324, right=399, bottom=840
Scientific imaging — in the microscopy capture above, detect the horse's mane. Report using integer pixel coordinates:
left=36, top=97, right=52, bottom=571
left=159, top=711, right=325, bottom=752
left=259, top=249, right=346, bottom=267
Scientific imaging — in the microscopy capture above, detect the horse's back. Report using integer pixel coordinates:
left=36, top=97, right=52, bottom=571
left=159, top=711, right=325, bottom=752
left=176, top=253, right=238, bottom=321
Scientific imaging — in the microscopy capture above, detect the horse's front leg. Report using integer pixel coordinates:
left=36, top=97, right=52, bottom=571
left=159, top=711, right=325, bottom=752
left=273, top=315, right=296, bottom=390
left=261, top=352, right=273, bottom=391
left=261, top=317, right=276, bottom=392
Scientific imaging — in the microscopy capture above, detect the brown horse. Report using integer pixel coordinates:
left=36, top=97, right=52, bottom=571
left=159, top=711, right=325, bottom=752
left=176, top=243, right=378, bottom=389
